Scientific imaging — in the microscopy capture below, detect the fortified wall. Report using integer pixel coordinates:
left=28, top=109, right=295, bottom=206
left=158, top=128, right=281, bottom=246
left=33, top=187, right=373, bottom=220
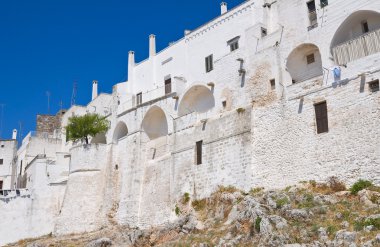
left=0, top=0, right=379, bottom=245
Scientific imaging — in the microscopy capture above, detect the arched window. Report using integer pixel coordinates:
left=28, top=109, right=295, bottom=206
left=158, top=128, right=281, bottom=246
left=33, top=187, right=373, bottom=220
left=141, top=106, right=168, bottom=140
left=112, top=122, right=128, bottom=144
left=286, top=43, right=323, bottom=83
left=178, top=85, right=215, bottom=117
left=331, top=10, right=380, bottom=65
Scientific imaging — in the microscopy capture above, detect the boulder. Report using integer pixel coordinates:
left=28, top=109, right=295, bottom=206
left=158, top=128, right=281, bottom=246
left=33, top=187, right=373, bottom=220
left=85, top=238, right=112, bottom=247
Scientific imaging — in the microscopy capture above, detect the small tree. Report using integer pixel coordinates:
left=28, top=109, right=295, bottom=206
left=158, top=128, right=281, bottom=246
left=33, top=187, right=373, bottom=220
left=65, top=113, right=109, bottom=144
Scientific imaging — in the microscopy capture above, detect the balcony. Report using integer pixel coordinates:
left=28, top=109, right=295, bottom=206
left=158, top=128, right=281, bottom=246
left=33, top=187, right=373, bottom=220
left=332, top=28, right=380, bottom=65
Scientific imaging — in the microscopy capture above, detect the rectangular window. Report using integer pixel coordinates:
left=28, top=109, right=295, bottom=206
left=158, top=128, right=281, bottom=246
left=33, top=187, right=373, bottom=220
left=136, top=92, right=142, bottom=106
left=227, top=36, right=240, bottom=52
left=164, top=77, right=172, bottom=94
left=20, top=161, right=23, bottom=175
left=270, top=79, right=276, bottom=90
left=261, top=27, right=268, bottom=37
left=205, top=55, right=213, bottom=73
left=320, top=0, right=328, bottom=8
left=1, top=145, right=4, bottom=148
left=314, top=101, right=329, bottom=134
left=362, top=21, right=369, bottom=34
left=307, top=0, right=316, bottom=12
left=0, top=181, right=3, bottom=190
left=195, top=141, right=203, bottom=165
left=307, top=53, right=315, bottom=64
left=0, top=159, right=3, bottom=165
left=368, top=79, right=379, bottom=92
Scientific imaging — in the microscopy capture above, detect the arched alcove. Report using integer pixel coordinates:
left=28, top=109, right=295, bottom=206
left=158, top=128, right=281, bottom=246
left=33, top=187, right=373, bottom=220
left=141, top=106, right=168, bottom=140
left=286, top=43, right=323, bottom=83
left=178, top=85, right=215, bottom=117
left=331, top=10, right=380, bottom=65
left=112, top=121, right=128, bottom=144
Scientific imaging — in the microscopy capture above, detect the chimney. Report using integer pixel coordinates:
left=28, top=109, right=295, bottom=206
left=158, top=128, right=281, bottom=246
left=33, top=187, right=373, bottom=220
left=92, top=80, right=98, bottom=100
left=128, top=51, right=135, bottom=82
left=221, top=2, right=228, bottom=15
left=149, top=34, right=156, bottom=58
left=12, top=129, right=17, bottom=140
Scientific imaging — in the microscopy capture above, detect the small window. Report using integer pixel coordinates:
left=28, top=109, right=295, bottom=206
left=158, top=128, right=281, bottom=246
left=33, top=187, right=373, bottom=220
left=362, top=21, right=369, bottom=34
left=314, top=101, right=329, bottom=134
left=205, top=55, right=213, bottom=73
left=1, top=145, right=4, bottom=148
left=0, top=181, right=3, bottom=190
left=307, top=0, right=316, bottom=12
left=306, top=53, right=315, bottom=64
left=136, top=92, right=142, bottom=106
left=368, top=79, right=379, bottom=92
left=195, top=141, right=203, bottom=165
left=261, top=27, right=267, bottom=37
left=164, top=77, right=172, bottom=94
left=0, top=159, right=3, bottom=165
left=20, top=161, right=23, bottom=175
left=227, top=36, right=240, bottom=52
left=270, top=79, right=276, bottom=90
left=230, top=42, right=239, bottom=52
left=222, top=100, right=227, bottom=108
left=320, top=0, right=328, bottom=8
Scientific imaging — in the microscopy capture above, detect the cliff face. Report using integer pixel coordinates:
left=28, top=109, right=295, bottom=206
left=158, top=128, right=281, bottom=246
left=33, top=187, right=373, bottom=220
left=6, top=178, right=380, bottom=247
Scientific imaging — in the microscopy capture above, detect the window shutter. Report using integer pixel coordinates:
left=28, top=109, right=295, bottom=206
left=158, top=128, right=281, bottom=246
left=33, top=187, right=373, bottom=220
left=314, top=102, right=329, bottom=134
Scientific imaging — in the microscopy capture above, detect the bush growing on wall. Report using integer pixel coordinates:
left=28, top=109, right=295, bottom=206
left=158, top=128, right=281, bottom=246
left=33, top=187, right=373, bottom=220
left=65, top=113, right=109, bottom=144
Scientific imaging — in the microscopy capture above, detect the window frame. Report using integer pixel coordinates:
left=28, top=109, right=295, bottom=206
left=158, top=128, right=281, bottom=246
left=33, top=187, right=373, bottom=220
left=205, top=55, right=214, bottom=73
left=136, top=92, right=143, bottom=106
left=195, top=140, right=203, bottom=165
left=164, top=77, right=172, bottom=94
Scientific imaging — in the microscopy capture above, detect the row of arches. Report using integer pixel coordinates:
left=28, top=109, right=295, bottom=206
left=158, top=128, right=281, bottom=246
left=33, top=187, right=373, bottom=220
left=91, top=84, right=216, bottom=144
left=286, top=10, right=380, bottom=83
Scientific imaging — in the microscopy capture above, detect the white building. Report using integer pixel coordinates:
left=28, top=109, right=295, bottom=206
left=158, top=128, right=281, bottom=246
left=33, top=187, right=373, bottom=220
left=1, top=0, right=380, bottom=245
left=0, top=130, right=17, bottom=190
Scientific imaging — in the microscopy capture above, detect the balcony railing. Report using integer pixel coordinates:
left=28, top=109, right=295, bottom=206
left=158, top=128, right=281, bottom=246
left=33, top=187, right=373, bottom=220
left=333, top=28, right=380, bottom=65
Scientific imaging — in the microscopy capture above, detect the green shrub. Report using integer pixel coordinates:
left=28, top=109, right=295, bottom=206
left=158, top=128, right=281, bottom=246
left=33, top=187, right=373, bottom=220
left=255, top=217, right=262, bottom=233
left=183, top=192, right=190, bottom=203
left=250, top=187, right=264, bottom=195
left=327, top=225, right=337, bottom=236
left=350, top=179, right=373, bottom=195
left=276, top=197, right=290, bottom=209
left=354, top=217, right=380, bottom=231
left=175, top=205, right=181, bottom=216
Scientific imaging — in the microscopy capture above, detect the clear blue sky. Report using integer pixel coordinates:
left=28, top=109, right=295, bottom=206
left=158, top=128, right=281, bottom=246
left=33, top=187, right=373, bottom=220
left=0, top=0, right=243, bottom=141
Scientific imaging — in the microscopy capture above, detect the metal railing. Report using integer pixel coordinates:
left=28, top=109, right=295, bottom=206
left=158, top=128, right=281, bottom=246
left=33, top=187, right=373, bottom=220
left=333, top=28, right=380, bottom=65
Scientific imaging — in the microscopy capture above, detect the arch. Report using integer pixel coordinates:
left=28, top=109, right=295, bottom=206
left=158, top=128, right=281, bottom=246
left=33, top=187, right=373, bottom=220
left=141, top=106, right=168, bottom=140
left=91, top=133, right=107, bottom=144
left=178, top=85, right=215, bottom=117
left=286, top=43, right=323, bottom=83
left=112, top=121, right=128, bottom=143
left=330, top=10, right=380, bottom=65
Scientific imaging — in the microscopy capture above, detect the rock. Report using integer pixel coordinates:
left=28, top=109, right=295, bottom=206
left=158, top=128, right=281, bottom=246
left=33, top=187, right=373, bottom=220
left=334, top=230, right=357, bottom=246
left=375, top=233, right=380, bottom=243
left=341, top=221, right=349, bottom=229
left=127, top=229, right=144, bottom=245
left=259, top=217, right=273, bottom=235
left=335, top=191, right=351, bottom=197
left=225, top=205, right=239, bottom=225
left=318, top=227, right=328, bottom=242
left=27, top=243, right=46, bottom=247
left=182, top=214, right=198, bottom=233
left=364, top=225, right=374, bottom=232
left=336, top=212, right=343, bottom=220
left=358, top=190, right=377, bottom=208
left=314, top=195, right=337, bottom=205
left=268, top=215, right=287, bottom=229
left=285, top=209, right=308, bottom=220
left=366, top=214, right=380, bottom=220
left=85, top=238, right=112, bottom=247
left=362, top=240, right=373, bottom=247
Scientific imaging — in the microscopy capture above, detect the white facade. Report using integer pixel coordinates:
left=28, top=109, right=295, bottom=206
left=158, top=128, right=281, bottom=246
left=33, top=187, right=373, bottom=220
left=0, top=138, right=17, bottom=190
left=1, top=0, right=380, bottom=245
